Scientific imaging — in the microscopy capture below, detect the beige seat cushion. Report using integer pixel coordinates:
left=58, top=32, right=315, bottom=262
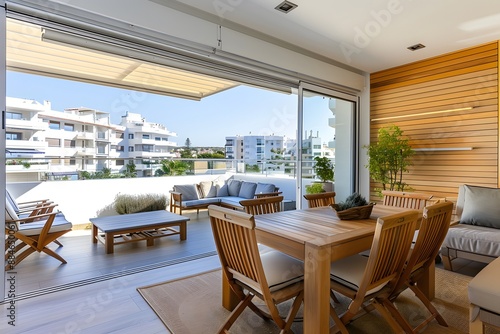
left=468, top=256, right=500, bottom=314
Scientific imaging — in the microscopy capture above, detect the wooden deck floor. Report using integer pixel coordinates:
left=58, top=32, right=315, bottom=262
left=1, top=210, right=486, bottom=333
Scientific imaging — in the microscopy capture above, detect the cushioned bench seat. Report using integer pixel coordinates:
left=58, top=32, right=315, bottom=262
left=468, top=256, right=500, bottom=333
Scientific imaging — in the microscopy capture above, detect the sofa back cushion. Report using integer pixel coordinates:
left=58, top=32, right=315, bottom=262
left=255, top=182, right=276, bottom=195
left=238, top=181, right=257, bottom=199
left=173, top=184, right=199, bottom=201
left=459, top=184, right=500, bottom=228
left=227, top=179, right=242, bottom=197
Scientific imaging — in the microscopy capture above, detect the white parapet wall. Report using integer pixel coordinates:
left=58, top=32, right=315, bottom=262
left=8, top=173, right=298, bottom=227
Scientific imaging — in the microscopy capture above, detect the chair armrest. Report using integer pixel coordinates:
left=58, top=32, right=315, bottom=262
left=6, top=209, right=61, bottom=224
left=170, top=191, right=183, bottom=202
left=17, top=198, right=51, bottom=207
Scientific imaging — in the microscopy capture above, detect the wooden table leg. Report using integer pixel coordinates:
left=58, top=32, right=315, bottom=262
left=180, top=221, right=187, bottom=240
left=92, top=224, right=97, bottom=244
left=105, top=233, right=114, bottom=254
left=417, top=261, right=435, bottom=300
left=221, top=270, right=239, bottom=311
left=304, top=242, right=331, bottom=334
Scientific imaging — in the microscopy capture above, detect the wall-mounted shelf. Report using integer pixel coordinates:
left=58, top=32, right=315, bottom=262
left=413, top=147, right=473, bottom=152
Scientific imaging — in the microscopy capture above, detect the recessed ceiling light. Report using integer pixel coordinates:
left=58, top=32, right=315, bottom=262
left=275, top=1, right=298, bottom=14
left=407, top=43, right=426, bottom=51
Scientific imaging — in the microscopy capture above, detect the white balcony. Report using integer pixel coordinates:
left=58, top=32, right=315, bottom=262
left=6, top=139, right=48, bottom=151
left=75, top=131, right=95, bottom=140
left=6, top=118, right=48, bottom=131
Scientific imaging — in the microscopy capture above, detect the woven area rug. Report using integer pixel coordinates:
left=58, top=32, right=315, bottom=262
left=137, top=268, right=496, bottom=334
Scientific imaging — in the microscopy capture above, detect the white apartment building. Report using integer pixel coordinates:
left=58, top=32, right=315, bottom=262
left=5, top=98, right=178, bottom=181
left=119, top=112, right=177, bottom=177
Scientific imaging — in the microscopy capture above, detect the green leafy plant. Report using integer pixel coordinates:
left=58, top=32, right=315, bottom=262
left=334, top=193, right=369, bottom=211
left=313, top=156, right=334, bottom=182
left=305, top=182, right=325, bottom=194
left=364, top=125, right=414, bottom=193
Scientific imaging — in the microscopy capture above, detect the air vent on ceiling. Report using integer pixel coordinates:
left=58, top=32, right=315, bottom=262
left=275, top=1, right=298, bottom=13
left=407, top=43, right=426, bottom=51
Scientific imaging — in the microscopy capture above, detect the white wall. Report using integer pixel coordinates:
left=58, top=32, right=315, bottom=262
left=8, top=174, right=297, bottom=226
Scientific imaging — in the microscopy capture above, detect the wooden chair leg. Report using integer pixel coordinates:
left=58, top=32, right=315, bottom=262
left=330, top=304, right=349, bottom=334
left=53, top=239, right=63, bottom=247
left=41, top=247, right=67, bottom=264
left=410, top=284, right=448, bottom=327
left=372, top=299, right=405, bottom=333
left=218, top=294, right=254, bottom=333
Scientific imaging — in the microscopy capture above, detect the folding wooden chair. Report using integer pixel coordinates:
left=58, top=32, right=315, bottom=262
left=375, top=201, right=453, bottom=333
left=329, top=209, right=419, bottom=333
left=239, top=195, right=283, bottom=215
left=208, top=205, right=304, bottom=333
left=382, top=190, right=434, bottom=210
left=303, top=191, right=336, bottom=208
left=5, top=200, right=72, bottom=270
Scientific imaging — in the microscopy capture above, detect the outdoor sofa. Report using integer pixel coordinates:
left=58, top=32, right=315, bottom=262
left=169, top=179, right=280, bottom=214
left=441, top=184, right=500, bottom=271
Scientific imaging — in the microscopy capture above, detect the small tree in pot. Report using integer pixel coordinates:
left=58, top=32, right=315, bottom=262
left=312, top=156, right=335, bottom=192
left=365, top=125, right=414, bottom=194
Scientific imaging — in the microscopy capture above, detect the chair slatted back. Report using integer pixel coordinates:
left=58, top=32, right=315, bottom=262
left=208, top=205, right=268, bottom=294
left=382, top=190, right=433, bottom=210
left=239, top=196, right=283, bottom=215
left=399, top=201, right=453, bottom=287
left=360, top=210, right=419, bottom=296
left=303, top=191, right=336, bottom=208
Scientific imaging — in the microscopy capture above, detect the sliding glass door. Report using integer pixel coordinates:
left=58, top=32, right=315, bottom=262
left=298, top=83, right=358, bottom=208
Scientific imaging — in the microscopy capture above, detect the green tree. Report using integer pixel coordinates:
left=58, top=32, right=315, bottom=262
left=157, top=159, right=188, bottom=176
left=365, top=125, right=414, bottom=192
left=185, top=138, right=191, bottom=148
left=123, top=160, right=137, bottom=178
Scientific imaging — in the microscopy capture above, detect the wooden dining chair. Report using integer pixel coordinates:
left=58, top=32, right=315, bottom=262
left=5, top=200, right=73, bottom=270
left=239, top=195, right=283, bottom=215
left=382, top=190, right=435, bottom=209
left=375, top=201, right=453, bottom=333
left=208, top=205, right=304, bottom=334
left=329, top=209, right=419, bottom=333
left=303, top=191, right=336, bottom=208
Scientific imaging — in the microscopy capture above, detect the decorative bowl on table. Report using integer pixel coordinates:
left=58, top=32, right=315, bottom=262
left=330, top=203, right=374, bottom=220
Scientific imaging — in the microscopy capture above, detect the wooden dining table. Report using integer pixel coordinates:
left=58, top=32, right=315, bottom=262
left=221, top=204, right=433, bottom=334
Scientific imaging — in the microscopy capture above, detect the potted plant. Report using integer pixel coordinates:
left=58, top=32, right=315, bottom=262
left=364, top=125, right=414, bottom=195
left=312, top=156, right=335, bottom=192
left=331, top=193, right=373, bottom=220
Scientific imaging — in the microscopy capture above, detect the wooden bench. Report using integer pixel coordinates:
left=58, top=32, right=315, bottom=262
left=90, top=210, right=189, bottom=254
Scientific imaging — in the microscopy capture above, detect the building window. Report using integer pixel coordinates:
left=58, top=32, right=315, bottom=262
left=6, top=112, right=22, bottom=120
left=64, top=123, right=74, bottom=131
left=155, top=137, right=161, bottom=141
left=97, top=145, right=106, bottom=154
left=128, top=134, right=134, bottom=139
left=117, top=132, right=124, bottom=138
left=64, top=139, right=76, bottom=148
left=142, top=134, right=150, bottom=139
left=97, top=132, right=106, bottom=139
left=6, top=132, right=22, bottom=140
left=49, top=121, right=60, bottom=130
left=141, top=144, right=153, bottom=152
left=116, top=146, right=125, bottom=152
left=47, top=138, right=61, bottom=147
left=128, top=146, right=134, bottom=152
left=313, top=145, right=321, bottom=149
left=162, top=137, right=169, bottom=141
left=116, top=159, right=125, bottom=166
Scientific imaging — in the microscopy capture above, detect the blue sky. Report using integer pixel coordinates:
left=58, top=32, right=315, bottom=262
left=7, top=71, right=333, bottom=147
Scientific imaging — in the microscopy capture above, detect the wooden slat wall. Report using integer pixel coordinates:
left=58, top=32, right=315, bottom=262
left=369, top=42, right=499, bottom=200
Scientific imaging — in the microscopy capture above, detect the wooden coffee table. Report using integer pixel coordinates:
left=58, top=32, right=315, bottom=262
left=90, top=210, right=189, bottom=254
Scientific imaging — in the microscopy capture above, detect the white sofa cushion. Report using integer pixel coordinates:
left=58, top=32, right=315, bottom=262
left=442, top=224, right=500, bottom=257
left=173, top=184, right=199, bottom=201
left=468, top=256, right=500, bottom=314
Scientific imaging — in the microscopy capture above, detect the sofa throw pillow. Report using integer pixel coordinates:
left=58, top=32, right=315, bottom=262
left=197, top=181, right=217, bottom=198
left=173, top=184, right=199, bottom=201
left=255, top=182, right=276, bottom=195
left=227, top=179, right=242, bottom=197
left=461, top=184, right=500, bottom=228
left=239, top=182, right=257, bottom=199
